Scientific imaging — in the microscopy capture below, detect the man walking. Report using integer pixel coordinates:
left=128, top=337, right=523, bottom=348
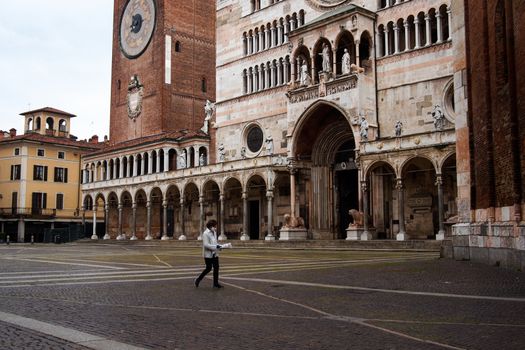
left=195, top=219, right=223, bottom=288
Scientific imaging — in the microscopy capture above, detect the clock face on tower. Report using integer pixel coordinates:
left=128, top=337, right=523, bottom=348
left=119, top=0, right=156, bottom=59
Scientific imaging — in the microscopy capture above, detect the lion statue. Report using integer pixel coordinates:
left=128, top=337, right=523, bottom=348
left=283, top=214, right=305, bottom=228
left=348, top=209, right=364, bottom=228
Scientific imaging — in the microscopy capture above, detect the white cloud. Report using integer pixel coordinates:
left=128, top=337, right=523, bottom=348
left=0, top=1, right=113, bottom=140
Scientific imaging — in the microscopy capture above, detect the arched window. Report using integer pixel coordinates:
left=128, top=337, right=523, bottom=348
left=27, top=118, right=33, bottom=131
left=429, top=8, right=438, bottom=44
left=439, top=5, right=450, bottom=41
left=417, top=12, right=426, bottom=47
left=242, top=69, right=248, bottom=94
left=46, top=117, right=54, bottom=132
left=378, top=0, right=388, bottom=9
left=35, top=117, right=41, bottom=130
left=59, top=119, right=67, bottom=132
left=299, top=10, right=305, bottom=26
left=386, top=22, right=395, bottom=55
left=359, top=31, right=372, bottom=68
left=406, top=15, right=416, bottom=50
left=396, top=18, right=406, bottom=52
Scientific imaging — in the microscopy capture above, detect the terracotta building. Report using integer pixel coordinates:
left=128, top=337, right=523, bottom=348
left=452, top=0, right=525, bottom=269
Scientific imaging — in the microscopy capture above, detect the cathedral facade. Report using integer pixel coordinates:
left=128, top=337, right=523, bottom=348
left=81, top=0, right=459, bottom=243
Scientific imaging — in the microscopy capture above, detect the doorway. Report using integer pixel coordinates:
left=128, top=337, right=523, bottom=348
left=336, top=170, right=359, bottom=238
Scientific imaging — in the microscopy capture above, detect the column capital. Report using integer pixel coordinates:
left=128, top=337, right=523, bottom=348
left=435, top=174, right=443, bottom=186
left=395, top=178, right=404, bottom=190
left=132, top=202, right=137, bottom=210
left=242, top=191, right=248, bottom=200
left=266, top=190, right=274, bottom=198
left=360, top=181, right=368, bottom=192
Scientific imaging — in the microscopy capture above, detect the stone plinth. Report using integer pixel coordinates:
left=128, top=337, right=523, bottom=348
left=279, top=228, right=308, bottom=241
left=346, top=227, right=377, bottom=240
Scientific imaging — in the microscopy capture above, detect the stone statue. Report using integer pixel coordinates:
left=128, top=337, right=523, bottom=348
left=341, top=48, right=351, bottom=75
left=395, top=120, right=403, bottom=137
left=199, top=153, right=206, bottom=166
left=178, top=151, right=187, bottom=169
left=300, top=60, right=311, bottom=87
left=265, top=135, right=274, bottom=155
left=240, top=146, right=247, bottom=159
left=348, top=209, right=364, bottom=228
left=201, top=100, right=215, bottom=134
left=218, top=143, right=225, bottom=162
left=359, top=116, right=369, bottom=141
left=283, top=214, right=305, bottom=228
left=430, top=104, right=445, bottom=131
left=320, top=43, right=331, bottom=73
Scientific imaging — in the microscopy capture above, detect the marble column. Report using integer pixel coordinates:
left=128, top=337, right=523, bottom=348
left=148, top=152, right=153, bottom=174
left=104, top=205, right=110, bottom=240
left=436, top=12, right=443, bottom=43
left=277, top=62, right=282, bottom=85
left=164, top=148, right=170, bottom=173
left=290, top=169, right=297, bottom=218
left=219, top=193, right=227, bottom=241
left=271, top=27, right=277, bottom=47
left=92, top=207, right=98, bottom=239
left=141, top=154, right=146, bottom=175
left=404, top=21, right=410, bottom=51
left=270, top=62, right=276, bottom=87
left=265, top=65, right=271, bottom=88
left=265, top=190, right=275, bottom=240
left=384, top=27, right=390, bottom=56
left=198, top=195, right=204, bottom=241
left=396, top=178, right=408, bottom=240
left=277, top=24, right=283, bottom=45
left=290, top=18, right=296, bottom=31
left=284, top=60, right=290, bottom=83
left=284, top=22, right=289, bottom=43
left=414, top=18, right=421, bottom=49
left=354, top=40, right=360, bottom=66
left=162, top=200, right=169, bottom=240
left=425, top=14, right=431, bottom=46
left=179, top=197, right=187, bottom=240
left=117, top=204, right=124, bottom=240
left=119, top=157, right=125, bottom=178
left=241, top=191, right=250, bottom=240
left=436, top=174, right=445, bottom=240
left=90, top=206, right=97, bottom=239
left=248, top=34, right=253, bottom=54
left=145, top=201, right=153, bottom=240
left=393, top=25, right=400, bottom=54
left=295, top=58, right=301, bottom=82
left=265, top=29, right=270, bottom=50
left=361, top=181, right=372, bottom=240
left=131, top=203, right=138, bottom=240
left=447, top=9, right=452, bottom=40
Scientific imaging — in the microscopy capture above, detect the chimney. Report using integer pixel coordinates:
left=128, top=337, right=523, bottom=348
left=104, top=135, right=108, bottom=142
left=9, top=128, right=16, bottom=137
left=90, top=135, right=99, bottom=144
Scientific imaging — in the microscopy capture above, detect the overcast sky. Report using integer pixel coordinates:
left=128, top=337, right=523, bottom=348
left=0, top=1, right=113, bottom=140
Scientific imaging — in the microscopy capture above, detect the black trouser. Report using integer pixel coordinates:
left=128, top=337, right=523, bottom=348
left=197, top=256, right=219, bottom=285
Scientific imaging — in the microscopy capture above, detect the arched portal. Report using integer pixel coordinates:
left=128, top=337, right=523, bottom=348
left=223, top=177, right=243, bottom=239
left=166, top=186, right=181, bottom=238
left=292, top=102, right=358, bottom=239
left=367, top=162, right=396, bottom=239
left=246, top=175, right=267, bottom=240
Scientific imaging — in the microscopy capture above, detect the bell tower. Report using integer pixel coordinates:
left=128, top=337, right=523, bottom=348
left=109, top=0, right=216, bottom=145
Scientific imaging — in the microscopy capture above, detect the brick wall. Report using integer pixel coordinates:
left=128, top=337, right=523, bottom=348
left=465, top=0, right=524, bottom=211
left=109, top=0, right=216, bottom=145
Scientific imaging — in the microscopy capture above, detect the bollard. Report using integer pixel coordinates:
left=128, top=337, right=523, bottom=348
left=31, top=235, right=34, bottom=244
left=6, top=235, right=9, bottom=245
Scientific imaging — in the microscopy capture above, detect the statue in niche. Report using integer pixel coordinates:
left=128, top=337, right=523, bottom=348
left=300, top=59, right=311, bottom=87
left=178, top=151, right=187, bottom=169
left=265, top=135, right=274, bottom=155
left=240, top=146, right=247, bottom=159
left=199, top=153, right=206, bottom=166
left=201, top=100, right=215, bottom=134
left=430, top=104, right=445, bottom=131
left=395, top=120, right=403, bottom=137
left=319, top=43, right=331, bottom=73
left=359, top=115, right=369, bottom=141
left=218, top=143, right=225, bottom=162
left=341, top=48, right=351, bottom=75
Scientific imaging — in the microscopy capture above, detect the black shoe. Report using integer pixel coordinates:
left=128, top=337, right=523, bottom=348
left=195, top=278, right=200, bottom=288
left=213, top=284, right=223, bottom=289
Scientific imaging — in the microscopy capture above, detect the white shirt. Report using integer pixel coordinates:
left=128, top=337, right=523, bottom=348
left=202, top=228, right=219, bottom=258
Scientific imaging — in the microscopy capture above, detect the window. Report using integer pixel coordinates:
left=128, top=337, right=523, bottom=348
left=201, top=77, right=207, bottom=93
left=31, top=192, right=47, bottom=214
left=54, top=167, right=68, bottom=183
left=14, top=148, right=20, bottom=156
left=37, top=149, right=45, bottom=157
left=56, top=194, right=64, bottom=210
left=246, top=125, right=264, bottom=153
left=33, top=165, right=48, bottom=181
left=10, top=165, right=21, bottom=180
left=58, top=151, right=65, bottom=159
left=175, top=41, right=181, bottom=52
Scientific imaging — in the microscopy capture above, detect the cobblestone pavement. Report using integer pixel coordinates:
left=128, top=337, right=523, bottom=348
left=0, top=243, right=524, bottom=349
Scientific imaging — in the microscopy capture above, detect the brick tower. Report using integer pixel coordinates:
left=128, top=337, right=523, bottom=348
left=109, top=0, right=216, bottom=145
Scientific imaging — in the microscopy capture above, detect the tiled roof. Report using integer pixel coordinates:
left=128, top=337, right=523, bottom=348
left=19, top=107, right=77, bottom=118
left=0, top=132, right=103, bottom=150
left=87, top=130, right=210, bottom=156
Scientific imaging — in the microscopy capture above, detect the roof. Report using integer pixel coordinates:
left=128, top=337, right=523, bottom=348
left=87, top=130, right=210, bottom=157
left=19, top=107, right=77, bottom=118
left=291, top=3, right=376, bottom=35
left=0, top=132, right=103, bottom=151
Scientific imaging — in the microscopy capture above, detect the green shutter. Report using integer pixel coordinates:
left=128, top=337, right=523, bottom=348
left=64, top=168, right=68, bottom=183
